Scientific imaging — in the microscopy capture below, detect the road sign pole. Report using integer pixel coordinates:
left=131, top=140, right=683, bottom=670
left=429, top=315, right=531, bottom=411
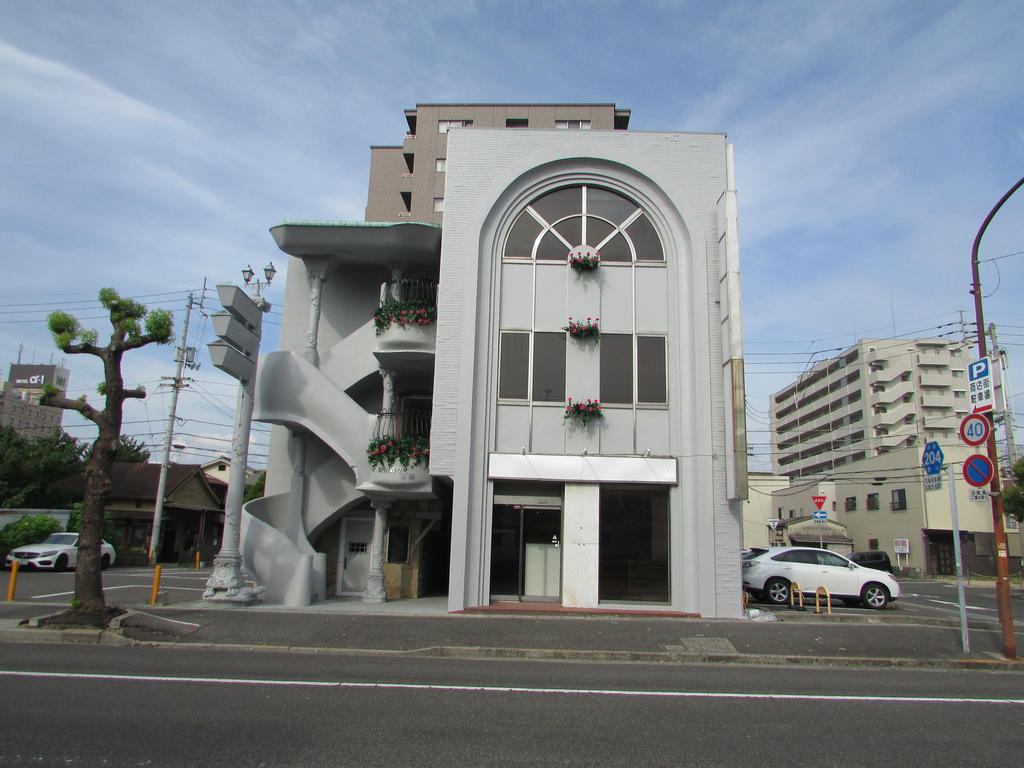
left=947, top=463, right=970, bottom=654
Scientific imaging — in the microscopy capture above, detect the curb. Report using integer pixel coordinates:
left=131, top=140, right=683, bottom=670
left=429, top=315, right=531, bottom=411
left=2, top=626, right=1022, bottom=671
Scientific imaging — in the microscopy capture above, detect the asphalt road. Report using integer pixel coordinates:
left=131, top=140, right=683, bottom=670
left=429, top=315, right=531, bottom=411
left=3, top=565, right=211, bottom=607
left=1, top=642, right=1022, bottom=767
left=897, top=579, right=1024, bottom=626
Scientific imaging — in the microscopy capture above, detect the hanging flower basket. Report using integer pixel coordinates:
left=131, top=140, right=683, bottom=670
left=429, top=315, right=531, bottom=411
left=569, top=250, right=600, bottom=273
left=372, top=300, right=437, bottom=335
left=366, top=435, right=430, bottom=470
left=563, top=398, right=603, bottom=426
left=563, top=316, right=600, bottom=343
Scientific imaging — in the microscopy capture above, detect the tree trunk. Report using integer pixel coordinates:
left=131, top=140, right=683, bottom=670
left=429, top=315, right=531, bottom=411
left=73, top=419, right=118, bottom=617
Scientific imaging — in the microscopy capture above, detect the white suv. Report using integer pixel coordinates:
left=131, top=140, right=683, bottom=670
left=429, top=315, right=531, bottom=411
left=5, top=533, right=116, bottom=571
left=743, top=546, right=899, bottom=609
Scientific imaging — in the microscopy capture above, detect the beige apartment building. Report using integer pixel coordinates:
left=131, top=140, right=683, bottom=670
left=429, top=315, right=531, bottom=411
left=771, top=338, right=970, bottom=479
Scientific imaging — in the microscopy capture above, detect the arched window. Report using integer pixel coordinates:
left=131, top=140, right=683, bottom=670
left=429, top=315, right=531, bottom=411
left=503, top=185, right=663, bottom=262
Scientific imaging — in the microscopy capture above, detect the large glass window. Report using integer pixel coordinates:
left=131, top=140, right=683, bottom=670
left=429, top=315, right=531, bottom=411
left=599, top=486, right=670, bottom=602
left=600, top=334, right=632, bottom=404
left=599, top=335, right=667, bottom=405
left=498, top=332, right=529, bottom=399
left=503, top=185, right=663, bottom=262
left=532, top=332, right=566, bottom=402
left=498, top=331, right=565, bottom=402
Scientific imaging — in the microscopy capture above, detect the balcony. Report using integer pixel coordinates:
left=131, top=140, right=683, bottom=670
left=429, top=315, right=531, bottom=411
left=373, top=279, right=438, bottom=372
left=356, top=408, right=434, bottom=498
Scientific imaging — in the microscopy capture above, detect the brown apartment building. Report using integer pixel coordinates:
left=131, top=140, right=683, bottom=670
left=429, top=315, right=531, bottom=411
left=365, top=104, right=632, bottom=225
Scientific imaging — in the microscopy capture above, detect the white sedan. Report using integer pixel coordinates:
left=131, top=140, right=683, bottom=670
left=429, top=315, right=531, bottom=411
left=4, top=533, right=116, bottom=571
left=743, top=546, right=899, bottom=609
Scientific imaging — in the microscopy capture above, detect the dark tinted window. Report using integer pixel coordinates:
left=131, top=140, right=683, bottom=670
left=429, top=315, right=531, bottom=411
left=498, top=332, right=529, bottom=399
left=532, top=332, right=566, bottom=402
left=600, top=334, right=633, bottom=404
left=531, top=187, right=581, bottom=224
left=628, top=215, right=664, bottom=261
left=505, top=212, right=542, bottom=259
left=637, top=337, right=666, bottom=403
left=587, top=187, right=636, bottom=226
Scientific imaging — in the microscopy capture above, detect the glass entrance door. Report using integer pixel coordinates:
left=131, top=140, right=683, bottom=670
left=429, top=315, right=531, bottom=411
left=490, top=505, right=561, bottom=601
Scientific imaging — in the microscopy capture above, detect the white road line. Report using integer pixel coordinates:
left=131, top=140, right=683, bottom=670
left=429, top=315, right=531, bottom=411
left=31, top=585, right=205, bottom=599
left=129, top=611, right=201, bottom=628
left=0, top=670, right=1021, bottom=705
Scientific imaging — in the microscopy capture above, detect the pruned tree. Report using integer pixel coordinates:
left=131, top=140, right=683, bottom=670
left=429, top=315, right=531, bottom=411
left=40, top=288, right=173, bottom=622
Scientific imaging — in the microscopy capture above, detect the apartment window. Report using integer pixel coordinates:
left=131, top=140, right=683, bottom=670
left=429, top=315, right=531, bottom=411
left=637, top=337, right=667, bottom=404
left=433, top=197, right=445, bottom=212
left=844, top=497, right=857, bottom=512
left=400, top=191, right=412, bottom=212
left=438, top=119, right=473, bottom=133
left=505, top=118, right=529, bottom=128
left=556, top=120, right=591, bottom=130
left=866, top=493, right=880, bottom=511
left=503, top=185, right=664, bottom=261
left=497, top=331, right=565, bottom=403
left=890, top=488, right=907, bottom=511
left=435, top=158, right=446, bottom=173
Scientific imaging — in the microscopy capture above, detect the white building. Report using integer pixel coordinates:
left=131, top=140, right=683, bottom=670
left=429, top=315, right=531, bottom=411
left=245, top=104, right=747, bottom=617
left=771, top=338, right=970, bottom=479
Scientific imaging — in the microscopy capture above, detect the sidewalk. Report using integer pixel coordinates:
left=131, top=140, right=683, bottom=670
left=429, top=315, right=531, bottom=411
left=2, top=597, right=1022, bottom=671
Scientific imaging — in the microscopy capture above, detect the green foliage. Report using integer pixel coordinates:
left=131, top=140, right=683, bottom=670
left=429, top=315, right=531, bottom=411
left=1003, top=459, right=1024, bottom=524
left=0, top=426, right=86, bottom=508
left=366, top=435, right=430, bottom=471
left=65, top=503, right=119, bottom=549
left=243, top=471, right=266, bottom=504
left=0, top=514, right=63, bottom=551
left=114, top=435, right=150, bottom=463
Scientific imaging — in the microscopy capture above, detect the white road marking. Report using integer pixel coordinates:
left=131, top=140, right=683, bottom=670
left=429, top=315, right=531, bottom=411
left=0, top=670, right=1021, bottom=705
left=31, top=585, right=205, bottom=599
left=128, top=611, right=202, bottom=628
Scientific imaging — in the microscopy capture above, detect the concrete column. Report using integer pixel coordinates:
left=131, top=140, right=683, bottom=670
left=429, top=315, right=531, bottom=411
left=304, top=270, right=325, bottom=367
left=364, top=499, right=390, bottom=603
left=562, top=483, right=600, bottom=607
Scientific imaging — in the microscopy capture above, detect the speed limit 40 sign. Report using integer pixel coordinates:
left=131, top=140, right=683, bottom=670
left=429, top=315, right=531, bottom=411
left=959, top=413, right=991, bottom=447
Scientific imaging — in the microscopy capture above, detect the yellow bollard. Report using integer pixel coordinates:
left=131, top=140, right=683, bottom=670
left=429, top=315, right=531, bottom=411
left=815, top=586, right=832, bottom=615
left=150, top=565, right=162, bottom=606
left=195, top=551, right=201, bottom=569
left=6, top=561, right=19, bottom=601
left=789, top=581, right=805, bottom=609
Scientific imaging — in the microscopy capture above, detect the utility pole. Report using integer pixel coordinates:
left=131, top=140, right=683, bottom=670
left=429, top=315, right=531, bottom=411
left=149, top=292, right=202, bottom=565
left=969, top=175, right=1023, bottom=660
left=988, top=323, right=1017, bottom=469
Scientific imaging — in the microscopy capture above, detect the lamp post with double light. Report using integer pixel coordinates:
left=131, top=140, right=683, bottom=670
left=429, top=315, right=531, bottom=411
left=203, top=262, right=275, bottom=603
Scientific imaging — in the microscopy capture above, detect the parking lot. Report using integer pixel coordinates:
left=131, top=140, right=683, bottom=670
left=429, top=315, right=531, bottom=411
left=3, top=564, right=212, bottom=607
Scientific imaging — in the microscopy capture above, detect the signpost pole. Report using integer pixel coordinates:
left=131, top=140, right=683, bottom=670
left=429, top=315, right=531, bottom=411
left=946, top=463, right=970, bottom=654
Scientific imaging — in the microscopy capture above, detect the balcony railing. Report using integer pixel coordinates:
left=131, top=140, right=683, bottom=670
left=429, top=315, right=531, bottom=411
left=373, top=408, right=432, bottom=440
left=380, top=278, right=438, bottom=306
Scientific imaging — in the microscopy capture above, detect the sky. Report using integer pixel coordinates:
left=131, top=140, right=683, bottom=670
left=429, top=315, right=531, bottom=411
left=2, top=0, right=1022, bottom=472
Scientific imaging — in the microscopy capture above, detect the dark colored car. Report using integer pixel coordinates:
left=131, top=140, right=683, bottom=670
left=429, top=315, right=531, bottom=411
left=848, top=551, right=893, bottom=573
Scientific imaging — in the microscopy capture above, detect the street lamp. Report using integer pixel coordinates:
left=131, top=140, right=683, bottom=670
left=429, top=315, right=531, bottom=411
left=969, top=174, right=1023, bottom=660
left=202, top=263, right=275, bottom=604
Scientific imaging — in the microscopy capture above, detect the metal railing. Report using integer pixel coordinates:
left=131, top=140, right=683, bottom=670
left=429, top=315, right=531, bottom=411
left=373, top=408, right=432, bottom=440
left=380, top=278, right=438, bottom=307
